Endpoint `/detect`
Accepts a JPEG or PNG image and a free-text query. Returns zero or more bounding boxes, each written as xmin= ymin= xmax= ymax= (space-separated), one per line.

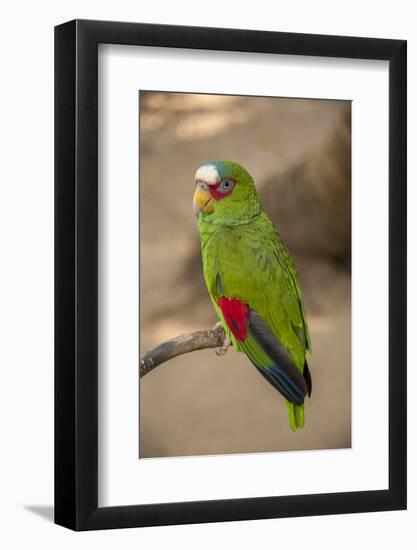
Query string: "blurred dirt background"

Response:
xmin=139 ymin=92 xmax=351 ymax=458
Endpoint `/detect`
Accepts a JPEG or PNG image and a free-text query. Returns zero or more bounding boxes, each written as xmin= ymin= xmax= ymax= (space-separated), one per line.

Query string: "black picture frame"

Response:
xmin=55 ymin=19 xmax=407 ymax=531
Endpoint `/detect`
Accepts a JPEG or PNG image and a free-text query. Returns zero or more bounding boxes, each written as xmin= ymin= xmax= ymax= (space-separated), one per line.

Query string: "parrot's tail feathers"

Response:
xmin=295 ymin=403 xmax=305 ymax=427
xmin=286 ymin=401 xmax=305 ymax=431
xmin=303 ymin=360 xmax=312 ymax=398
xmin=246 ymin=310 xmax=307 ymax=405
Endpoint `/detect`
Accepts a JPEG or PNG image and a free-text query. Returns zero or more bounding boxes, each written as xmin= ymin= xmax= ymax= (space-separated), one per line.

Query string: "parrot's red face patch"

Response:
xmin=209 ymin=178 xmax=237 ymax=200
xmin=196 ymin=178 xmax=237 ymax=201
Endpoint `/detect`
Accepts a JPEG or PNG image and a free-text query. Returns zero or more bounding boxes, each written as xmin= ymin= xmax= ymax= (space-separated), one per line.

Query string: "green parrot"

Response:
xmin=193 ymin=160 xmax=312 ymax=430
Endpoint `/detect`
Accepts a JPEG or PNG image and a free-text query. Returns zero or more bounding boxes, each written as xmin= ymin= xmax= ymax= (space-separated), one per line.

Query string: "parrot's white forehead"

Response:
xmin=195 ymin=164 xmax=220 ymax=185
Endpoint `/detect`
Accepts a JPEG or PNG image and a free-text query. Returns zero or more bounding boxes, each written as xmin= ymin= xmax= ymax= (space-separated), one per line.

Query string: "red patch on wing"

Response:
xmin=218 ymin=297 xmax=249 ymax=341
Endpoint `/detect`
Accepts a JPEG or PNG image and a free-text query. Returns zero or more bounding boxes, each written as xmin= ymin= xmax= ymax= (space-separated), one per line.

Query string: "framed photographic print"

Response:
xmin=55 ymin=19 xmax=406 ymax=530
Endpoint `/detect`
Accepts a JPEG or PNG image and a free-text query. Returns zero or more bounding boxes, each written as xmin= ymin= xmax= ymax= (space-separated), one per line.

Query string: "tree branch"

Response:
xmin=140 ymin=323 xmax=227 ymax=377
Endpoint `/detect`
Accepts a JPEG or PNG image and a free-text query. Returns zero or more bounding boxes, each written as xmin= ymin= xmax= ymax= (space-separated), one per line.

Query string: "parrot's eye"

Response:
xmin=217 ymin=179 xmax=235 ymax=194
xmin=197 ymin=180 xmax=209 ymax=191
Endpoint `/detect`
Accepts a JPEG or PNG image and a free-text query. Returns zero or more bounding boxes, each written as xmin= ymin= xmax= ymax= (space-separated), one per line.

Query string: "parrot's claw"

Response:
xmin=215 ymin=335 xmax=231 ymax=356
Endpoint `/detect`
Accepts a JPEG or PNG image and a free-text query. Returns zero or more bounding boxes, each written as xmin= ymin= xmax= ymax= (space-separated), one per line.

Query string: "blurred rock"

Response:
xmin=261 ymin=106 xmax=351 ymax=264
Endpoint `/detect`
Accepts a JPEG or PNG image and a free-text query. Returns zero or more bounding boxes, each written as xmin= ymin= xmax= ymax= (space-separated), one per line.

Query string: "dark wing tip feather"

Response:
xmin=254 ymin=364 xmax=303 ymax=405
xmin=248 ymin=310 xmax=308 ymax=405
xmin=303 ymin=360 xmax=312 ymax=398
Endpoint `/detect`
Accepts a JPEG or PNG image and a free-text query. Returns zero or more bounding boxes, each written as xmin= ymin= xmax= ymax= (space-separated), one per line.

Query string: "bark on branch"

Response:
xmin=139 ymin=323 xmax=227 ymax=377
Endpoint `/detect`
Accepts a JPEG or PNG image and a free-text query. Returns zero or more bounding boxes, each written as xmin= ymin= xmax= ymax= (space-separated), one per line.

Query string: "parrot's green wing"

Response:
xmin=200 ymin=212 xmax=311 ymax=429
xmin=202 ymin=213 xmax=310 ymax=365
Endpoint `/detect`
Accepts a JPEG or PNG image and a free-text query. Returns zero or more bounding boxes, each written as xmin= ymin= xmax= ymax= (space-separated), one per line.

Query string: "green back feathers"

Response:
xmin=199 ymin=211 xmax=310 ymax=370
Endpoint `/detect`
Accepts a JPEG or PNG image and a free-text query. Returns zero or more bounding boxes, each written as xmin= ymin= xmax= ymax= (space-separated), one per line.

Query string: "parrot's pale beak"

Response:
xmin=193 ymin=186 xmax=214 ymax=215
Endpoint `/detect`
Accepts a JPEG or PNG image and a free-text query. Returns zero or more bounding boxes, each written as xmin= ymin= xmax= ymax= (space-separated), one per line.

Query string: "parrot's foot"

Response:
xmin=215 ymin=335 xmax=231 ymax=356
